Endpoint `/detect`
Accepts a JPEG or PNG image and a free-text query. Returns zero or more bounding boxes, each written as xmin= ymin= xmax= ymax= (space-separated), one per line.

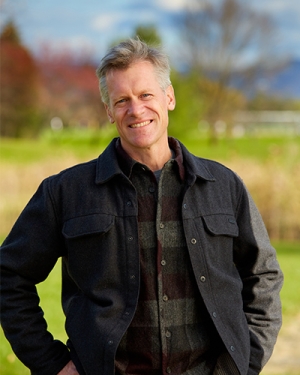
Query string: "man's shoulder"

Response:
xmin=45 ymin=139 xmax=119 ymax=190
xmin=195 ymin=155 xmax=234 ymax=174
xmin=180 ymin=142 xmax=239 ymax=182
xmin=41 ymin=159 xmax=100 ymax=197
xmin=49 ymin=158 xmax=98 ymax=182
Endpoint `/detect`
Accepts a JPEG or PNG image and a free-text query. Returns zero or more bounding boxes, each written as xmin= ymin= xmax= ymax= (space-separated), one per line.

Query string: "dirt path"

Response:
xmin=262 ymin=313 xmax=300 ymax=374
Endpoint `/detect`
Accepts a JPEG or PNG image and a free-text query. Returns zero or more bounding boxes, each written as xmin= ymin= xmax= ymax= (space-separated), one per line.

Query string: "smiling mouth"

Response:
xmin=129 ymin=120 xmax=152 ymax=128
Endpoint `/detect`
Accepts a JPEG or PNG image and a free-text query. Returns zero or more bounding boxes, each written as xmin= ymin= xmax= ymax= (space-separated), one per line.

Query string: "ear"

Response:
xmin=166 ymin=85 xmax=176 ymax=111
xmin=104 ymin=103 xmax=115 ymax=123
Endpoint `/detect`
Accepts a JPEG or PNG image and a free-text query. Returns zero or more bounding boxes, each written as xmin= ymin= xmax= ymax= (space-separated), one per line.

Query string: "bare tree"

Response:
xmin=179 ymin=0 xmax=279 ymax=141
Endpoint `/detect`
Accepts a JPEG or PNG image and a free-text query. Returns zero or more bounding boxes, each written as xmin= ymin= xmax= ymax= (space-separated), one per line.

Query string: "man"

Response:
xmin=1 ymin=38 xmax=283 ymax=375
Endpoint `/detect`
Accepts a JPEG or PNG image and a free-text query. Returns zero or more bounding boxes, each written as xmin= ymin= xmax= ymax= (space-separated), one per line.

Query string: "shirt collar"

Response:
xmin=115 ymin=137 xmax=185 ymax=182
xmin=95 ymin=137 xmax=215 ymax=184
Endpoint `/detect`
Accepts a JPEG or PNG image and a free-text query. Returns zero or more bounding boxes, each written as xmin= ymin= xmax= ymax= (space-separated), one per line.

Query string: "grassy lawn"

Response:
xmin=274 ymin=241 xmax=300 ymax=318
xmin=1 ymin=131 xmax=299 ymax=164
xmin=0 ymin=241 xmax=299 ymax=375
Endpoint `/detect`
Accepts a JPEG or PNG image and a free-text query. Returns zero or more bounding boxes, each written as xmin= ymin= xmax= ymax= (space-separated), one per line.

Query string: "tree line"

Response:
xmin=1 ymin=0 xmax=299 ymax=139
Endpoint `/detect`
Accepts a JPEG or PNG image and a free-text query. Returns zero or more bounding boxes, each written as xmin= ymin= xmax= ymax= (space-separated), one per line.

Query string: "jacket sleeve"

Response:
xmin=0 ymin=178 xmax=70 ymax=375
xmin=234 ymin=180 xmax=283 ymax=375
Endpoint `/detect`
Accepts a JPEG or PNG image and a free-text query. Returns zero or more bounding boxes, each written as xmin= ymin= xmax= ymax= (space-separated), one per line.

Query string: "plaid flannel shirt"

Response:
xmin=115 ymin=138 xmax=232 ymax=375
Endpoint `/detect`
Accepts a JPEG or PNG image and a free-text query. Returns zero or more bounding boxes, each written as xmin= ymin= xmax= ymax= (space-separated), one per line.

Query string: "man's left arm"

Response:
xmin=234 ymin=183 xmax=283 ymax=375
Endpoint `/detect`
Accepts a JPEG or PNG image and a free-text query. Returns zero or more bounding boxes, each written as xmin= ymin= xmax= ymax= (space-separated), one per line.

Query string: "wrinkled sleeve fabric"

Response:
xmin=234 ymin=179 xmax=283 ymax=375
xmin=0 ymin=178 xmax=70 ymax=375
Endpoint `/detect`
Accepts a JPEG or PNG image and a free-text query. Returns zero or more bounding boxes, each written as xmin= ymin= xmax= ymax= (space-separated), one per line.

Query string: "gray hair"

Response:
xmin=96 ymin=38 xmax=171 ymax=106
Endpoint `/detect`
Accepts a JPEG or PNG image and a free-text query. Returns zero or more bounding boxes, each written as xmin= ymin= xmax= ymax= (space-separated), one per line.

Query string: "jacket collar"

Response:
xmin=177 ymin=140 xmax=216 ymax=183
xmin=95 ymin=138 xmax=124 ymax=184
xmin=95 ymin=137 xmax=216 ymax=184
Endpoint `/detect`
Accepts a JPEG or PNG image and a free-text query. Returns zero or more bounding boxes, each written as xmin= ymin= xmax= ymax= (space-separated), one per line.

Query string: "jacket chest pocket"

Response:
xmin=201 ymin=214 xmax=239 ymax=237
xmin=63 ymin=213 xmax=115 ymax=239
xmin=62 ymin=214 xmax=115 ymax=264
xmin=62 ymin=214 xmax=118 ymax=285
xmin=199 ymin=214 xmax=239 ymax=267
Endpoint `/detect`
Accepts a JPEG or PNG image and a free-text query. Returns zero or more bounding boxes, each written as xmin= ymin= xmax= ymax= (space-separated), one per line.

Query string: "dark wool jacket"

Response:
xmin=0 ymin=138 xmax=283 ymax=375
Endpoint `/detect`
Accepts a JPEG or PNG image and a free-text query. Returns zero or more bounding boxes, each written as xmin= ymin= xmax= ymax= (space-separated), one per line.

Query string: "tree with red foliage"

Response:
xmin=0 ymin=21 xmax=40 ymax=137
xmin=37 ymin=46 xmax=107 ymax=130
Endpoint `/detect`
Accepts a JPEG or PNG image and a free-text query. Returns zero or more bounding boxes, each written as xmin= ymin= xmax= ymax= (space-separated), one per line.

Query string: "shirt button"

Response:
xmin=191 ymin=238 xmax=197 ymax=244
xmin=128 ymin=236 xmax=133 ymax=241
xmin=166 ymin=367 xmax=172 ymax=374
xmin=212 ymin=312 xmax=217 ymax=318
xmin=230 ymin=345 xmax=235 ymax=352
xmin=163 ymin=295 xmax=168 ymax=302
xmin=130 ymin=275 xmax=136 ymax=280
xmin=161 ymin=260 xmax=166 ymax=266
xmin=126 ymin=201 xmax=132 ymax=206
xmin=200 ymin=276 xmax=206 ymax=282
xmin=108 ymin=340 xmax=113 ymax=345
xmin=183 ymin=203 xmax=187 ymax=209
xmin=159 ymin=223 xmax=165 ymax=229
xmin=166 ymin=331 xmax=171 ymax=338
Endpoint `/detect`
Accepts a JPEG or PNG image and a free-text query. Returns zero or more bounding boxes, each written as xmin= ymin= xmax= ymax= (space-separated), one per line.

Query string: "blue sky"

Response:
xmin=1 ymin=0 xmax=300 ymax=65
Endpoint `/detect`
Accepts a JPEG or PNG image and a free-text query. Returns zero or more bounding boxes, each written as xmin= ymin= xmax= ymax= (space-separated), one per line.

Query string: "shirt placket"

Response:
xmin=156 ymin=161 xmax=173 ymax=375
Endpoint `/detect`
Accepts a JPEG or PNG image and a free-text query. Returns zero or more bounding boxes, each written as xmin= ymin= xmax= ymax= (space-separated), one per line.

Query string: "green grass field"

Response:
xmin=1 ymin=134 xmax=300 ymax=374
xmin=1 ymin=130 xmax=299 ymax=164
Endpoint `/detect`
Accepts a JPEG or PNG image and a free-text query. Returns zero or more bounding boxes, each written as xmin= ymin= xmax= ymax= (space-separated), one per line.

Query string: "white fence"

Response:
xmin=233 ymin=111 xmax=300 ymax=136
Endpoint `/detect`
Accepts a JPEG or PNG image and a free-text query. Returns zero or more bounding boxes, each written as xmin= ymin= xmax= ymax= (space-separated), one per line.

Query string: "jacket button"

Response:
xmin=166 ymin=331 xmax=171 ymax=338
xmin=126 ymin=201 xmax=132 ymax=206
xmin=108 ymin=340 xmax=113 ymax=345
xmin=149 ymin=186 xmax=155 ymax=193
xmin=161 ymin=260 xmax=166 ymax=266
xmin=200 ymin=276 xmax=206 ymax=282
xmin=183 ymin=203 xmax=187 ymax=209
xmin=191 ymin=238 xmax=197 ymax=244
xmin=212 ymin=312 xmax=217 ymax=318
xmin=128 ymin=236 xmax=133 ymax=241
xmin=230 ymin=345 xmax=235 ymax=352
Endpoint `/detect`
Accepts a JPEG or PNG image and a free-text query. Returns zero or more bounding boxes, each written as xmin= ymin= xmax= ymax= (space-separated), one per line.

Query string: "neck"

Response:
xmin=121 ymin=140 xmax=172 ymax=171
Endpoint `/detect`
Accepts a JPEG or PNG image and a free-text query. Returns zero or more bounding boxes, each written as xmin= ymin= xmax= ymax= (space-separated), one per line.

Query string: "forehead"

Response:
xmin=106 ymin=61 xmax=159 ymax=89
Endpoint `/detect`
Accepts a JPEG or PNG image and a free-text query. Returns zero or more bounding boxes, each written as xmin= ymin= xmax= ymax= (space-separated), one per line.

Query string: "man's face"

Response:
xmin=104 ymin=60 xmax=175 ymax=156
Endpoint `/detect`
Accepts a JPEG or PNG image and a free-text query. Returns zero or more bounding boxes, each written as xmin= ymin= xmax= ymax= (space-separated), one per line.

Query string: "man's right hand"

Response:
xmin=57 ymin=360 xmax=80 ymax=375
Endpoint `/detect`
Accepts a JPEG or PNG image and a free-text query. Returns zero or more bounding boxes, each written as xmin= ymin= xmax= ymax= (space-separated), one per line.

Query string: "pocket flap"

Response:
xmin=202 ymin=214 xmax=239 ymax=237
xmin=63 ymin=214 xmax=114 ymax=239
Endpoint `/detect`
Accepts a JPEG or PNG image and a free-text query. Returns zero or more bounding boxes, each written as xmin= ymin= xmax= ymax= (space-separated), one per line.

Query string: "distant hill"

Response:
xmin=254 ymin=60 xmax=300 ymax=99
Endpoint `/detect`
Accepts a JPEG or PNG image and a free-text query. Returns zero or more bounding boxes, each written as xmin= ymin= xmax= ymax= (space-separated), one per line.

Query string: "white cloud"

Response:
xmin=91 ymin=13 xmax=123 ymax=31
xmin=153 ymin=0 xmax=188 ymax=11
xmin=131 ymin=9 xmax=159 ymax=23
xmin=37 ymin=35 xmax=95 ymax=56
xmin=91 ymin=8 xmax=159 ymax=33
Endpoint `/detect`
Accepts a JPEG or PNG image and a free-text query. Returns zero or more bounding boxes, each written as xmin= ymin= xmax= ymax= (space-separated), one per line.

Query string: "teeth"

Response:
xmin=130 ymin=120 xmax=150 ymax=128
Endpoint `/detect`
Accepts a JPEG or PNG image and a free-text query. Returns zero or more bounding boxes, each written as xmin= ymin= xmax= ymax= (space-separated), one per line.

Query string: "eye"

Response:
xmin=115 ymin=98 xmax=126 ymax=106
xmin=141 ymin=93 xmax=152 ymax=99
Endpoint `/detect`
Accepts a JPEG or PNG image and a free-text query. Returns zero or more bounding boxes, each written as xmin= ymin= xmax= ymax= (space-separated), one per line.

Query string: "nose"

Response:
xmin=127 ymin=99 xmax=144 ymax=117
